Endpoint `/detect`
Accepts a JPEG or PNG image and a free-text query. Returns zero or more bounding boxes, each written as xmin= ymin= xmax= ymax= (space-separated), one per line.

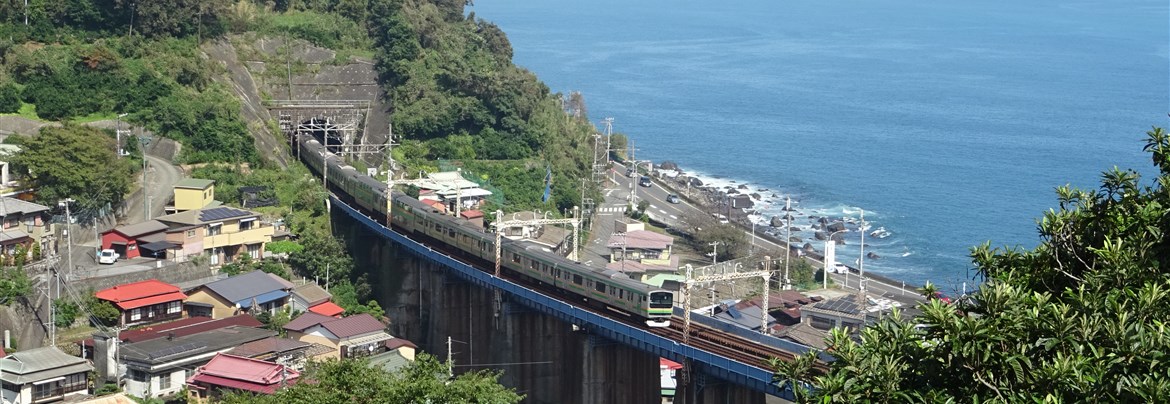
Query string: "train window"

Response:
xmin=529 ymin=260 xmax=539 ymax=270
xmin=619 ymin=289 xmax=624 ymax=299
xmin=448 ymin=229 xmax=455 ymax=238
xmin=573 ymin=274 xmax=583 ymax=285
xmin=541 ymin=264 xmax=549 ymax=273
xmin=511 ymin=253 xmax=522 ymax=263
xmin=594 ymin=281 xmax=606 ymax=293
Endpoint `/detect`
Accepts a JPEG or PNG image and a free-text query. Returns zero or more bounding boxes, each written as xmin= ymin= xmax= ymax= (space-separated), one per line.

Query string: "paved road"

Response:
xmin=588 ymin=162 xmax=926 ymax=306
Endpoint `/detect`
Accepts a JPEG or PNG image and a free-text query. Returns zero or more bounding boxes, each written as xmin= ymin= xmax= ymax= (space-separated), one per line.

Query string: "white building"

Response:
xmin=1 ymin=347 xmax=93 ymax=404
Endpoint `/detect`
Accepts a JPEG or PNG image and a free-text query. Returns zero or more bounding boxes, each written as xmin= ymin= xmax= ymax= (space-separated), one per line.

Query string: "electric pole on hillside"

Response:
xmin=602 ymin=117 xmax=614 ymax=166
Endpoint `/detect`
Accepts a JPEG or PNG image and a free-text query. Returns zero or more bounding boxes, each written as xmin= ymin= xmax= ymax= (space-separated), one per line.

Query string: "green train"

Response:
xmin=298 ymin=135 xmax=674 ymax=327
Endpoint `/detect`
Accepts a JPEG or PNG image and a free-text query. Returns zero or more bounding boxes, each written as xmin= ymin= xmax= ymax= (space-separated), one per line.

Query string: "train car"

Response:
xmin=296 ymin=134 xmax=674 ymax=327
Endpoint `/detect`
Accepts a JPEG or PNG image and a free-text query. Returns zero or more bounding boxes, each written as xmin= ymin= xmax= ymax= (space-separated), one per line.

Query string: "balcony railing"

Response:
xmin=204 ymin=225 xmax=274 ymax=249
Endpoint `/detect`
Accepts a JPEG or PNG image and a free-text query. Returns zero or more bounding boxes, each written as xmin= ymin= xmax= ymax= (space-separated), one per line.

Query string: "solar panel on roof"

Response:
xmin=199 ymin=207 xmax=250 ymax=222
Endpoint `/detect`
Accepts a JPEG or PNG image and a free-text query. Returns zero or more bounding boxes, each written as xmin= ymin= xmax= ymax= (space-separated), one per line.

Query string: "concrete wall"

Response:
xmin=80 ymin=261 xmax=215 ymax=293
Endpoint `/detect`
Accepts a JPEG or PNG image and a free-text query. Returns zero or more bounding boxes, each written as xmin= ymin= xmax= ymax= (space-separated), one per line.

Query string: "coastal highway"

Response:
xmin=596 ymin=162 xmax=925 ymax=306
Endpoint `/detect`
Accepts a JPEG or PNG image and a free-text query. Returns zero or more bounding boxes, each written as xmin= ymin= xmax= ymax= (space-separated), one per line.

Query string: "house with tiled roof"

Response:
xmin=308 ymin=301 xmax=344 ymax=317
xmin=101 ymin=220 xmax=170 ymax=259
xmin=185 ymin=271 xmax=293 ymax=319
xmin=95 ymin=279 xmax=187 ymax=327
xmin=186 ymin=353 xmax=298 ymax=402
xmin=0 ymin=197 xmax=55 ymax=263
xmin=0 ymin=346 xmax=93 ymax=404
xmin=283 ymin=313 xmax=392 ymax=360
xmin=289 ymin=283 xmax=330 ymax=311
xmin=366 ymin=338 xmax=419 ymax=374
xmin=226 ymin=337 xmax=331 ymax=370
xmin=605 ymin=220 xmax=678 ymax=280
xmin=155 ymin=206 xmax=273 ymax=266
xmin=120 ymin=325 xmax=275 ymax=399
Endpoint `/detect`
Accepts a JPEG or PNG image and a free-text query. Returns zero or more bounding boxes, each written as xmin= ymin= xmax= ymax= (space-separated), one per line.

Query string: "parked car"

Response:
xmin=626 ymin=167 xmax=635 ymax=177
xmin=639 ymin=176 xmax=652 ymax=187
xmin=666 ymin=194 xmax=680 ymax=204
xmin=98 ymin=249 xmax=120 ymax=265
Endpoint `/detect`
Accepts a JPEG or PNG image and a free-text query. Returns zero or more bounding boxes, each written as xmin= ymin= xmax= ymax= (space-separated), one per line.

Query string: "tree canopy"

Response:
xmin=10 ymin=125 xmax=133 ymax=212
xmin=773 ymin=128 xmax=1170 ymax=402
xmin=221 ymin=354 xmax=523 ymax=404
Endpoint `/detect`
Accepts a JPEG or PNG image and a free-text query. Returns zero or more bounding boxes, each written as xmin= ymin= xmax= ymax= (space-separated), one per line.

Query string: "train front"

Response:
xmin=646 ymin=290 xmax=674 ymax=327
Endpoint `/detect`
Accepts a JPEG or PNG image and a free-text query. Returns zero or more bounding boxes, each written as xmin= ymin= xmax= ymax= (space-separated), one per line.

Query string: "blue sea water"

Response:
xmin=472 ymin=0 xmax=1169 ymax=293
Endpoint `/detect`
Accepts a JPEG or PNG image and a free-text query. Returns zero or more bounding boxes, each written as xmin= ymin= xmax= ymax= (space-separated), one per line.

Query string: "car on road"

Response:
xmin=626 ymin=167 xmax=635 ymax=177
xmin=639 ymin=176 xmax=652 ymax=187
xmin=98 ymin=249 xmax=119 ymax=265
xmin=666 ymin=194 xmax=680 ymax=204
xmin=831 ymin=262 xmax=849 ymax=274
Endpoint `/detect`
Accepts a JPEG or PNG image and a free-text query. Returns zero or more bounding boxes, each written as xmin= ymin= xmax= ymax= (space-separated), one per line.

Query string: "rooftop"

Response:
xmin=0 ymin=346 xmax=93 ymax=385
xmin=292 ymin=282 xmax=332 ymax=307
xmin=188 ymin=353 xmax=299 ymax=394
xmin=121 ymin=325 xmax=276 ymax=366
xmin=0 ymin=197 xmax=50 ymax=217
xmin=308 ymin=301 xmax=345 ymax=317
xmin=174 ymin=178 xmax=215 ymax=190
xmin=120 ymin=315 xmax=263 ymax=344
xmin=95 ymin=279 xmax=186 ymax=310
xmin=156 ymin=206 xmax=260 ymax=226
xmin=607 ymin=230 xmax=673 ymax=250
xmin=107 ymin=220 xmax=169 ymax=238
xmin=202 ymin=270 xmax=292 ymax=306
xmin=284 ymin=313 xmax=385 ymax=339
xmin=714 ymin=304 xmax=776 ymax=331
xmin=226 ymin=337 xmax=310 ymax=358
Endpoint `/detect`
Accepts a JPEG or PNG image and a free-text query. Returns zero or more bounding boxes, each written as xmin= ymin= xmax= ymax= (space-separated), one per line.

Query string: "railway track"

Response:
xmin=358 ymin=209 xmax=828 ymax=376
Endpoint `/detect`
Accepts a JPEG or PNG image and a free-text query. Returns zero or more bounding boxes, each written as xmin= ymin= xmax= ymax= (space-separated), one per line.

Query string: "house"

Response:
xmin=226 ymin=337 xmax=331 ymax=370
xmin=289 ymin=283 xmax=331 ymax=312
xmin=498 ymin=211 xmax=570 ymax=250
xmin=0 ymin=346 xmax=93 ymax=404
xmin=94 ymin=279 xmax=187 ymax=327
xmin=773 ymin=323 xmax=829 ymax=350
xmin=0 ymin=197 xmax=55 ymax=261
xmin=155 ymin=207 xmax=273 ymax=266
xmin=88 ymin=316 xmax=262 ymax=380
xmin=0 ymin=144 xmax=18 ymax=190
xmin=409 ymin=171 xmax=492 ymax=212
xmin=173 ymin=179 xmax=217 ymax=212
xmin=185 ymin=271 xmax=293 ymax=319
xmin=185 ymin=353 xmax=298 ymax=402
xmin=120 ymin=325 xmax=276 ymax=399
xmin=101 ymin=220 xmax=169 ymax=259
xmin=606 ymin=220 xmax=678 ymax=280
xmin=459 ymin=210 xmax=484 ymax=228
xmin=308 ymin=302 xmax=344 ymax=317
xmin=163 ymin=225 xmax=203 ymax=262
xmin=283 ymin=313 xmax=392 ymax=360
xmin=659 ymin=358 xmax=682 ymax=403
xmin=366 ymin=338 xmax=418 ymax=374
xmin=713 ymin=303 xmax=776 ymax=331
xmin=801 ymin=295 xmax=868 ymax=332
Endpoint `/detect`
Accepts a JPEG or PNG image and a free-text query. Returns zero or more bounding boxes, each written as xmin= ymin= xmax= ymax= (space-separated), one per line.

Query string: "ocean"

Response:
xmin=472 ymin=0 xmax=1169 ymax=293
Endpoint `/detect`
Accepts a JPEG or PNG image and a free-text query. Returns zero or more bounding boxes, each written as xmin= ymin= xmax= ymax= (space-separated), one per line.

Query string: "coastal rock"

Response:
xmin=690 ymin=177 xmax=704 ymax=187
xmin=789 ymin=226 xmax=801 ymax=232
xmin=815 ymin=231 xmax=828 ymax=241
xmin=771 ymin=216 xmax=784 ymax=227
xmin=812 ymin=223 xmax=824 ymax=231
xmin=817 ymin=217 xmax=830 ymax=225
xmin=726 ymin=189 xmax=739 ymax=195
xmin=867 ymin=252 xmax=881 ymax=259
xmin=772 ymin=193 xmax=779 ymax=198
xmin=827 ymin=222 xmax=847 ymax=233
xmin=802 ymin=243 xmax=816 ymax=252
xmin=738 ymin=184 xmax=749 ymax=190
xmin=790 ymin=236 xmax=803 ymax=243
xmin=809 ymin=215 xmax=819 ymax=220
xmin=660 ymin=161 xmax=679 ymax=171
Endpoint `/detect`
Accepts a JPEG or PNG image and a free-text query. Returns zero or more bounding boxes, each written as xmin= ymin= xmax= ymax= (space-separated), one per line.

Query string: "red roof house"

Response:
xmin=101 ymin=220 xmax=170 ymax=259
xmin=95 ymin=280 xmax=187 ymax=326
xmin=186 ymin=353 xmax=299 ymax=400
xmin=308 ymin=301 xmax=344 ymax=317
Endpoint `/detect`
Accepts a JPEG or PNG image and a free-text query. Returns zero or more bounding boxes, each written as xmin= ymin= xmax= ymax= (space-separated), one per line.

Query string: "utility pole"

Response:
xmin=784 ymin=198 xmax=792 ymax=290
xmin=142 ymin=147 xmax=148 ymax=221
xmin=446 ymin=336 xmax=454 ymax=379
xmin=602 ymin=117 xmax=613 ymax=166
xmin=492 ymin=209 xmax=581 ymax=265
xmin=859 ymin=209 xmax=866 ymax=294
xmin=709 ymin=241 xmax=720 ymax=266
xmin=59 ymin=199 xmax=74 ymax=277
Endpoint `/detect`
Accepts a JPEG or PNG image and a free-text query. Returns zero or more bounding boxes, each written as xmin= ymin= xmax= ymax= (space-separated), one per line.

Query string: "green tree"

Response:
xmin=0 ymin=83 xmax=20 ymax=113
xmin=221 ymin=354 xmax=523 ymax=404
xmin=54 ymin=298 xmax=80 ymax=328
xmin=10 ymin=125 xmax=133 ymax=212
xmin=86 ymin=296 xmax=120 ymax=327
xmin=776 ymin=128 xmax=1170 ymax=402
xmin=0 ymin=266 xmax=32 ymax=305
